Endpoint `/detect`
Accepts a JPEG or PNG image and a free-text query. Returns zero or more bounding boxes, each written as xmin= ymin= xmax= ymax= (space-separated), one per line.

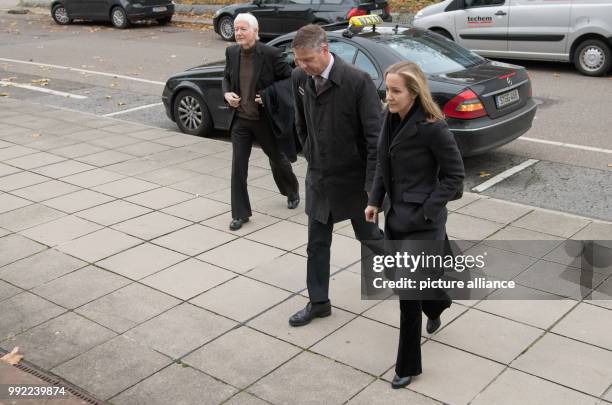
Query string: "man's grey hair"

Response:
xmin=234 ymin=13 xmax=260 ymax=40
xmin=292 ymin=24 xmax=328 ymax=50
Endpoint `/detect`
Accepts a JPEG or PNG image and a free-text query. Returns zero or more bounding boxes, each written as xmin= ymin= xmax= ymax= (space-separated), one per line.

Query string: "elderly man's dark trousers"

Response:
xmin=306 ymin=214 xmax=384 ymax=303
xmin=231 ymin=116 xmax=299 ymax=220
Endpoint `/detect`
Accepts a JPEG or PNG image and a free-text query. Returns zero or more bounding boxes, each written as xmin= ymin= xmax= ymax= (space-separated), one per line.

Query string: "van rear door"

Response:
xmin=454 ymin=0 xmax=509 ymax=53
xmin=507 ymin=0 xmax=571 ymax=60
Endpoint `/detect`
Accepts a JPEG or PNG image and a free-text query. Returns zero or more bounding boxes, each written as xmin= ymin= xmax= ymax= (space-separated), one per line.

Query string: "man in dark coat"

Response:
xmin=288 ymin=24 xmax=384 ymax=326
xmin=222 ymin=13 xmax=300 ymax=231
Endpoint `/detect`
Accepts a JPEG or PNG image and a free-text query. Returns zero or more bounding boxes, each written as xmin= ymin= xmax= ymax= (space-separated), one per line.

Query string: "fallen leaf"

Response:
xmin=31 ymin=133 xmax=41 ymax=138
xmin=479 ymin=171 xmax=491 ymax=178
xmin=1 ymin=347 xmax=23 ymax=365
xmin=553 ymin=73 xmax=560 ymax=78
xmin=608 ymin=163 xmax=612 ymax=167
xmin=0 ymin=93 xmax=9 ymax=97
xmin=117 ymin=101 xmax=126 ymax=106
xmin=105 ymin=95 xmax=112 ymax=100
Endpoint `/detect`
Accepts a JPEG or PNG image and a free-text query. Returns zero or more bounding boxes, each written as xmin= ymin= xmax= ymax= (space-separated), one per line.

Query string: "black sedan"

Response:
xmin=50 ymin=0 xmax=174 ymax=28
xmin=162 ymin=23 xmax=537 ymax=156
xmin=212 ymin=0 xmax=391 ymax=41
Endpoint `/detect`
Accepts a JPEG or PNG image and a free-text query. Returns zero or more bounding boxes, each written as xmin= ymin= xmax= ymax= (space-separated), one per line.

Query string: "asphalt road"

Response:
xmin=1 ymin=10 xmax=610 ymax=220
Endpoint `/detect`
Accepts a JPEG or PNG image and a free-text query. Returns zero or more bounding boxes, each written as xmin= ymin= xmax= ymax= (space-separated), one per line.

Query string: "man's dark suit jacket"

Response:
xmin=222 ymin=41 xmax=292 ymax=128
xmin=368 ymin=105 xmax=465 ymax=238
xmin=292 ymin=56 xmax=382 ymax=224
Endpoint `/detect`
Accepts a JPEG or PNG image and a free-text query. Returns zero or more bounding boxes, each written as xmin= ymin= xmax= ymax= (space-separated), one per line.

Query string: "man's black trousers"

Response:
xmin=231 ymin=116 xmax=299 ymax=220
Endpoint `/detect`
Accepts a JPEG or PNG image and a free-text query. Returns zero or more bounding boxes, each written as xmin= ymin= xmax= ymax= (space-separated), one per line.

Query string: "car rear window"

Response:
xmin=381 ymin=32 xmax=484 ymax=75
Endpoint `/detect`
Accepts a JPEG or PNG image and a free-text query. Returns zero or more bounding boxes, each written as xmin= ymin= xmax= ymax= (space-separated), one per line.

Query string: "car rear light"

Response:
xmin=443 ymin=89 xmax=487 ymax=119
xmin=384 ymin=5 xmax=391 ymax=14
xmin=347 ymin=7 xmax=366 ymax=19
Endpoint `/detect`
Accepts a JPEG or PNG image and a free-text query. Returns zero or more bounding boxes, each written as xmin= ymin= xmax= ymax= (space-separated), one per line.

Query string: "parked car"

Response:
xmin=212 ymin=0 xmax=391 ymax=41
xmin=163 ymin=15 xmax=537 ymax=156
xmin=412 ymin=0 xmax=612 ymax=76
xmin=50 ymin=0 xmax=175 ymax=28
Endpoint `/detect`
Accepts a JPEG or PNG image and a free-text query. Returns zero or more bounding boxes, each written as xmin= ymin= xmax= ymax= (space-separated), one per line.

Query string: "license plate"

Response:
xmin=153 ymin=6 xmax=167 ymax=12
xmin=496 ymin=89 xmax=519 ymax=108
xmin=372 ymin=8 xmax=383 ymax=15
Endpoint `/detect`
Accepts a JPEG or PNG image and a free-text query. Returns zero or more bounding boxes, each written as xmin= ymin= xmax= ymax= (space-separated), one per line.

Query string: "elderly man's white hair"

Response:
xmin=234 ymin=13 xmax=260 ymax=40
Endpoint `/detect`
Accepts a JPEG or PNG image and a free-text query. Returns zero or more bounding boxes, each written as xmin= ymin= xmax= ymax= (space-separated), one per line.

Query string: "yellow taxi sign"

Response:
xmin=348 ymin=14 xmax=384 ymax=28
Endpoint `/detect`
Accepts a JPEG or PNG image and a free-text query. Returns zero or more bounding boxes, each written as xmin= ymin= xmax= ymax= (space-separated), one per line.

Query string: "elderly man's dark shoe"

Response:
xmin=391 ymin=374 xmax=412 ymax=389
xmin=289 ymin=301 xmax=331 ymax=326
xmin=229 ymin=218 xmax=249 ymax=231
xmin=426 ymin=317 xmax=441 ymax=334
xmin=287 ymin=193 xmax=300 ymax=209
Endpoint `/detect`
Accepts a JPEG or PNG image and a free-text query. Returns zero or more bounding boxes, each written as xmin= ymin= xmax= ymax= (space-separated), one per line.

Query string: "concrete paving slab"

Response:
xmin=115 ymin=140 xmax=174 ymax=157
xmin=76 ymin=149 xmax=136 ymax=167
xmin=57 ymin=228 xmax=142 ymax=262
xmin=512 ymin=333 xmax=612 ymax=396
xmin=52 ymin=335 xmax=172 ymax=400
xmin=60 ymin=167 xmax=126 ymax=187
xmin=347 ymin=379 xmax=443 ymax=405
xmin=49 ymin=142 xmax=106 ymax=159
xmin=5 ymin=151 xmax=66 ymax=170
xmin=125 ymin=303 xmax=237 ymax=358
xmin=42 ymin=188 xmax=115 ymax=213
xmin=0 ymin=233 xmax=46 ymax=267
xmin=185 ymin=326 xmax=300 ymax=389
xmin=76 ymin=283 xmax=180 ymax=333
xmin=111 ymin=211 xmax=191 ymax=241
xmin=327 ymin=270 xmax=379 ymax=314
xmin=0 ymin=162 xmax=21 ymax=177
xmin=125 ymin=187 xmax=195 ymax=210
xmin=446 ymin=213 xmax=505 ymax=240
xmin=246 ymin=253 xmax=308 ymax=292
xmin=246 ymin=220 xmax=308 ymax=251
xmin=170 ymin=173 xmax=230 ymax=196
xmin=0 ymin=203 xmax=66 ymax=232
xmin=190 ymin=276 xmax=291 ymax=323
xmin=552 ymin=302 xmax=612 ymax=350
xmin=0 ymin=291 xmax=65 ymax=340
xmin=471 ymin=368 xmax=601 ymax=405
xmin=513 ymin=209 xmax=591 ymax=238
xmin=0 ymin=171 xmax=49 ymax=191
xmin=111 ymin=363 xmax=237 ymax=405
xmin=0 ymin=192 xmax=32 ymax=213
xmin=0 ymin=145 xmax=38 ymax=160
xmin=249 ymin=351 xmax=374 ymax=405
xmin=134 ymin=165 xmax=202 ymax=186
xmin=311 ymin=316 xmax=399 ymax=376
xmin=152 ymin=224 xmax=236 ymax=256
xmin=161 ymin=196 xmax=230 ymax=222
xmin=1 ymin=312 xmax=116 ymax=370
xmin=0 ymin=248 xmax=87 ymax=290
xmin=457 ymin=198 xmax=532 ymax=224
xmin=223 ymin=392 xmax=270 ymax=405
xmin=89 ymin=134 xmax=141 ymax=149
xmin=96 ymin=242 xmax=187 ymax=280
xmin=197 ymin=238 xmax=285 ymax=273
xmin=202 ymin=211 xmax=281 ymax=236
xmin=32 ymin=160 xmax=97 ymax=178
xmin=92 ymin=177 xmax=159 ymax=198
xmin=75 ymin=199 xmax=151 ymax=226
xmin=0 ymin=279 xmax=22 ymax=302
xmin=175 ymin=155 xmax=232 ymax=174
xmin=103 ymin=157 xmax=168 ymax=176
xmin=141 ymin=258 xmax=235 ymax=300
xmin=205 ymin=184 xmax=277 ymax=205
xmin=19 ymin=215 xmax=102 ymax=246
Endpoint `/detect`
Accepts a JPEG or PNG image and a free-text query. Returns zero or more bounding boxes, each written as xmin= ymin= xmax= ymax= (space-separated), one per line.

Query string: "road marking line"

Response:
xmin=0 ymin=57 xmax=166 ymax=86
xmin=471 ymin=159 xmax=539 ymax=193
xmin=519 ymin=136 xmax=612 ymax=155
xmin=0 ymin=80 xmax=88 ymax=99
xmin=103 ymin=102 xmax=164 ymax=117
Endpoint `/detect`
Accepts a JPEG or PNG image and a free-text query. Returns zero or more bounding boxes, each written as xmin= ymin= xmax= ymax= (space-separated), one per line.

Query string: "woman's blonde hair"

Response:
xmin=384 ymin=61 xmax=444 ymax=122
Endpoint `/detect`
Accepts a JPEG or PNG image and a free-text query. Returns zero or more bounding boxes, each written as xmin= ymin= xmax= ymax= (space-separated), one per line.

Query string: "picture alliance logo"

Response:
xmin=467 ymin=16 xmax=493 ymax=24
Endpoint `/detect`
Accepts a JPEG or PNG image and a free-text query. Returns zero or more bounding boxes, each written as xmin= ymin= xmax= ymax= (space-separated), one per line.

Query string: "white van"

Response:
xmin=412 ymin=0 xmax=612 ymax=76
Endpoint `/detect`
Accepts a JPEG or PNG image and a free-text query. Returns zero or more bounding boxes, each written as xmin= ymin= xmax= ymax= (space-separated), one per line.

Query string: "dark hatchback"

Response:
xmin=50 ymin=0 xmax=174 ymax=28
xmin=213 ymin=0 xmax=391 ymax=41
xmin=162 ymin=24 xmax=537 ymax=156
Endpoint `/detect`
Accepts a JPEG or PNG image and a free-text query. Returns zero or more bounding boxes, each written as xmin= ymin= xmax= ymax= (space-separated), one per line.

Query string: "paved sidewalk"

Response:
xmin=0 ymin=98 xmax=611 ymax=405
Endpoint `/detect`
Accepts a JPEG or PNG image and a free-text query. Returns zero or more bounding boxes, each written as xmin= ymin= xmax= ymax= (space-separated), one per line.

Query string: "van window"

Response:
xmin=464 ymin=0 xmax=504 ymax=8
xmin=382 ymin=32 xmax=484 ymax=75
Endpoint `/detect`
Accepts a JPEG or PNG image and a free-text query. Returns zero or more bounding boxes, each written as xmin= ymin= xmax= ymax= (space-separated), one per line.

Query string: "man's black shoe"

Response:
xmin=391 ymin=374 xmax=412 ymax=389
xmin=289 ymin=301 xmax=331 ymax=326
xmin=426 ymin=317 xmax=441 ymax=334
xmin=229 ymin=218 xmax=249 ymax=231
xmin=287 ymin=193 xmax=300 ymax=209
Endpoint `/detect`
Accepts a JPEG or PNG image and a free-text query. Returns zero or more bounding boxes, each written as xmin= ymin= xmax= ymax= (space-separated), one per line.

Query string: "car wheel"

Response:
xmin=110 ymin=6 xmax=129 ymax=29
xmin=51 ymin=4 xmax=71 ymax=25
xmin=574 ymin=39 xmax=611 ymax=76
xmin=157 ymin=16 xmax=172 ymax=25
xmin=431 ymin=28 xmax=453 ymax=41
xmin=218 ymin=15 xmax=235 ymax=41
xmin=173 ymin=90 xmax=213 ymax=137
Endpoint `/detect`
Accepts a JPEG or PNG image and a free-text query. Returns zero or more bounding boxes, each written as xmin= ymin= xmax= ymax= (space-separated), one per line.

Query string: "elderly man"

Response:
xmin=288 ymin=24 xmax=384 ymax=326
xmin=222 ymin=13 xmax=300 ymax=231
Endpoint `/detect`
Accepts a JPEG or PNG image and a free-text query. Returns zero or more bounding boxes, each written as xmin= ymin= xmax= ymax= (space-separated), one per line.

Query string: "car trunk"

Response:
xmin=432 ymin=62 xmax=531 ymax=120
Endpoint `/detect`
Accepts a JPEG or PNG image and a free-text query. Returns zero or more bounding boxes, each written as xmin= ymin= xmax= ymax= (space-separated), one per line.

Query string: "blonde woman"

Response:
xmin=365 ymin=61 xmax=465 ymax=388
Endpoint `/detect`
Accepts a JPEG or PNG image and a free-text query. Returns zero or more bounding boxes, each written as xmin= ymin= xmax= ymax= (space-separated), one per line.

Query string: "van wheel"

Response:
xmin=573 ymin=39 xmax=611 ymax=76
xmin=111 ymin=6 xmax=129 ymax=29
xmin=431 ymin=28 xmax=453 ymax=41
xmin=173 ymin=90 xmax=213 ymax=137
xmin=51 ymin=4 xmax=71 ymax=25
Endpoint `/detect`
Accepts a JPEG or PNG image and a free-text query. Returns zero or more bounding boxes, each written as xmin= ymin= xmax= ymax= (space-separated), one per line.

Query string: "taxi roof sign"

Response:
xmin=348 ymin=14 xmax=384 ymax=28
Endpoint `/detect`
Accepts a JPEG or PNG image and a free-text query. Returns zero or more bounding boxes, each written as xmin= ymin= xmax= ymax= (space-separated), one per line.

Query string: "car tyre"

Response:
xmin=157 ymin=16 xmax=172 ymax=25
xmin=218 ymin=15 xmax=235 ymax=41
xmin=173 ymin=90 xmax=213 ymax=137
xmin=51 ymin=4 xmax=72 ymax=25
xmin=110 ymin=6 xmax=130 ymax=29
xmin=573 ymin=39 xmax=611 ymax=76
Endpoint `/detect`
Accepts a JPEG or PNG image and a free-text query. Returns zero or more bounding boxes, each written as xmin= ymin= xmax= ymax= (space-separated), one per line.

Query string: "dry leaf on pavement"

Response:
xmin=479 ymin=171 xmax=491 ymax=178
xmin=1 ymin=347 xmax=23 ymax=365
